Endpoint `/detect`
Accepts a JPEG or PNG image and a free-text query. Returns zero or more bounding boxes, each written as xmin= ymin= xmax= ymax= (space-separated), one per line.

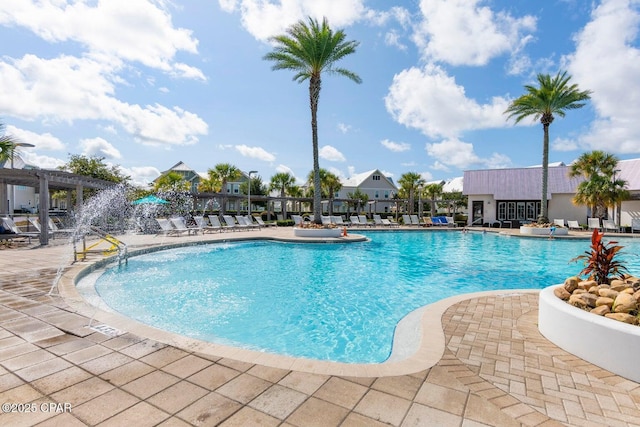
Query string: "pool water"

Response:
xmin=93 ymin=231 xmax=640 ymax=363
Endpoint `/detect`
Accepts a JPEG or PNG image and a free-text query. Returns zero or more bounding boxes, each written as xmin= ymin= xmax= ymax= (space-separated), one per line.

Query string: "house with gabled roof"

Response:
xmin=463 ymin=159 xmax=640 ymax=228
xmin=333 ymin=169 xmax=398 ymax=214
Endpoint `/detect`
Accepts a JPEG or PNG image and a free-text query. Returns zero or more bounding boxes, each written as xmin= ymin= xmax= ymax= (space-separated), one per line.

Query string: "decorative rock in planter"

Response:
xmin=293 ymin=227 xmax=343 ymax=238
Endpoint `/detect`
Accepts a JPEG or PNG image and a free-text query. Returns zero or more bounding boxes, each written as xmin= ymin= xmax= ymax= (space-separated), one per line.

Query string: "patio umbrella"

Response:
xmin=132 ymin=195 xmax=169 ymax=205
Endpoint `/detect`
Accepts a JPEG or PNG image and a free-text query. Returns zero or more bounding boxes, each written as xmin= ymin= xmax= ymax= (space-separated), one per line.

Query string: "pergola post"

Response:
xmin=38 ymin=174 xmax=50 ymax=245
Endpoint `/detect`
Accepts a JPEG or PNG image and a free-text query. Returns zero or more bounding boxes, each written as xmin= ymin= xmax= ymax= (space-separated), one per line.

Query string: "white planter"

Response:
xmin=293 ymin=227 xmax=343 ymax=238
xmin=538 ymin=285 xmax=640 ymax=383
xmin=519 ymin=226 xmax=568 ymax=236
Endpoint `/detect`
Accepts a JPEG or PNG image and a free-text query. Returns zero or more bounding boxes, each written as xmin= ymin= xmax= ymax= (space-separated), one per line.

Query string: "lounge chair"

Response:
xmin=194 ymin=215 xmax=221 ymax=233
xmin=350 ymin=215 xmax=363 ymax=227
xmin=402 ymin=215 xmax=414 ymax=226
xmin=602 ymin=219 xmax=619 ymax=233
xmin=291 ymin=215 xmax=304 ymax=226
xmin=332 ymin=216 xmax=349 ymax=227
xmin=445 ymin=217 xmax=457 ymax=227
xmin=255 ymin=216 xmax=275 ymax=227
xmin=358 ymin=215 xmax=373 ymax=227
xmin=422 ymin=217 xmax=434 ymax=227
xmin=170 ymin=217 xmax=199 ymax=235
xmin=26 ymin=217 xmax=57 ymax=238
xmin=553 ymin=219 xmax=565 ymax=228
xmin=208 ymin=215 xmax=232 ymax=232
xmin=410 ymin=215 xmax=423 ymax=226
xmin=567 ymin=220 xmax=582 ymax=230
xmin=0 ymin=217 xmax=37 ymax=242
xmin=431 ymin=217 xmax=447 ymax=226
xmin=632 ymin=218 xmax=640 ymax=234
xmin=321 ymin=215 xmax=332 ymax=226
xmin=155 ymin=218 xmax=183 ymax=236
xmin=587 ymin=217 xmax=601 ymax=231
xmin=237 ymin=215 xmax=259 ymax=230
xmin=373 ymin=214 xmax=389 ymax=227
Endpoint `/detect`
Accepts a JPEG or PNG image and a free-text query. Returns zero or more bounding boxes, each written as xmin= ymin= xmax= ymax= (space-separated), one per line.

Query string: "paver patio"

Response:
xmin=1 ymin=228 xmax=639 ymax=426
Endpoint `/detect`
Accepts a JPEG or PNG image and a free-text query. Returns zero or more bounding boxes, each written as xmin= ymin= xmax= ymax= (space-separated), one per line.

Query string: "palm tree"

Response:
xmin=264 ymin=17 xmax=361 ymax=224
xmin=269 ymin=172 xmax=297 ymax=219
xmin=347 ymin=188 xmax=368 ymax=214
xmin=307 ymin=168 xmax=342 ymax=216
xmin=505 ymin=71 xmax=591 ymax=223
xmin=205 ymin=163 xmax=241 ymax=214
xmin=154 ymin=171 xmax=190 ymax=193
xmin=0 ymin=121 xmax=23 ymax=165
xmin=423 ymin=183 xmax=443 ymax=216
xmin=398 ymin=172 xmax=425 ymax=215
xmin=569 ymin=151 xmax=629 ymax=222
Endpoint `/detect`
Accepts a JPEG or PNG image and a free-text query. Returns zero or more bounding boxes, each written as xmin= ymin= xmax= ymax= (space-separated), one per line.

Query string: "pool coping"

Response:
xmin=58 ymin=234 xmax=540 ymax=377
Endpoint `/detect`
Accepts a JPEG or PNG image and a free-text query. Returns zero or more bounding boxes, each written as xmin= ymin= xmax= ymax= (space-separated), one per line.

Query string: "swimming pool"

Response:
xmin=91 ymin=231 xmax=640 ymax=364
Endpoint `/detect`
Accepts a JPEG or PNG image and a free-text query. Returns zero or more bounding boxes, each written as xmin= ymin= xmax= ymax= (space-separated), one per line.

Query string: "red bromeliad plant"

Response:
xmin=571 ymin=229 xmax=628 ymax=284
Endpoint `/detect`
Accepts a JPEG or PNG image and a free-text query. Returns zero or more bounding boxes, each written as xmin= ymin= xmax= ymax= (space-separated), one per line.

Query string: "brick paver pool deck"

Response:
xmin=1 ymin=227 xmax=639 ymax=426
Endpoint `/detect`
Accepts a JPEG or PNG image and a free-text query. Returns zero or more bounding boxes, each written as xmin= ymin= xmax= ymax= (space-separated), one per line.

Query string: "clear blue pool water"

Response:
xmin=94 ymin=231 xmax=640 ymax=363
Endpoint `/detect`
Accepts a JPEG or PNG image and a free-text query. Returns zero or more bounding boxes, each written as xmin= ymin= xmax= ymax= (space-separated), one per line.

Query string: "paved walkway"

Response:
xmin=1 ymin=228 xmax=639 ymax=426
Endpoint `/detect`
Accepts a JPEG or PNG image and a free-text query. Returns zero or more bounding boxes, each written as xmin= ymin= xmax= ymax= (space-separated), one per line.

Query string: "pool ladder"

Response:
xmin=73 ymin=226 xmax=128 ymax=265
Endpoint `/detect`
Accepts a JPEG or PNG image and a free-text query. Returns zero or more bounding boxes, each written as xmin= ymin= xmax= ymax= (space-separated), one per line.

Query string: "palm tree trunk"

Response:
xmin=539 ymin=122 xmax=550 ymax=223
xmin=310 ymin=76 xmax=322 ymax=225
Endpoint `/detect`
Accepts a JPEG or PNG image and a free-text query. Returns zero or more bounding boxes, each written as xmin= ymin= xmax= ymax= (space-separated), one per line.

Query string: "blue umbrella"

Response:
xmin=132 ymin=195 xmax=169 ymax=205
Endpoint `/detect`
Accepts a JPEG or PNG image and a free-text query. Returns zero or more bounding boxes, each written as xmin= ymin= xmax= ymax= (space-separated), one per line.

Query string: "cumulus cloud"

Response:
xmin=0 ymin=54 xmax=208 ymax=147
xmin=425 ymin=138 xmax=511 ymax=170
xmin=0 ymin=0 xmax=203 ymax=79
xmin=337 ymin=122 xmax=352 ymax=134
xmin=79 ymin=137 xmax=122 ymax=159
xmin=412 ymin=0 xmax=536 ymax=66
xmin=380 ymin=139 xmax=410 ymax=152
xmin=234 ymin=144 xmax=276 ymax=161
xmin=565 ymin=0 xmax=640 ymax=153
xmin=319 ymin=145 xmax=346 ymax=162
xmin=5 ymin=126 xmax=65 ymax=151
xmin=122 ymin=165 xmax=161 ymax=187
xmin=385 ymin=64 xmax=510 ymax=139
xmin=218 ymin=0 xmax=368 ymax=41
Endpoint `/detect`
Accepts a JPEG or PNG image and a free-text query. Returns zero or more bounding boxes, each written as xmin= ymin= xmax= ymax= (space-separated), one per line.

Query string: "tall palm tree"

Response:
xmin=269 ymin=172 xmax=297 ymax=219
xmin=264 ymin=17 xmax=361 ymax=224
xmin=206 ymin=163 xmax=241 ymax=214
xmin=347 ymin=188 xmax=368 ymax=214
xmin=154 ymin=171 xmax=190 ymax=193
xmin=398 ymin=172 xmax=425 ymax=215
xmin=505 ymin=71 xmax=591 ymax=223
xmin=569 ymin=151 xmax=629 ymax=222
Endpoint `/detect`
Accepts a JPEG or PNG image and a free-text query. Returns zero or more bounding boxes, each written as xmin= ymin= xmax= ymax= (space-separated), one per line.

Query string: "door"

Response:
xmin=472 ymin=201 xmax=483 ymax=226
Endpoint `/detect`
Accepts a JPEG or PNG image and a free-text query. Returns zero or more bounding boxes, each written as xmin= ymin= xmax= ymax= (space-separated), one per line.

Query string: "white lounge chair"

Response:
xmin=410 ymin=215 xmax=423 ymax=226
xmin=350 ymin=215 xmax=363 ymax=227
xmin=373 ymin=214 xmax=389 ymax=227
xmin=632 ymin=218 xmax=640 ymax=234
xmin=155 ymin=218 xmax=182 ymax=236
xmin=553 ymin=219 xmax=565 ymax=228
xmin=402 ymin=215 xmax=414 ymax=226
xmin=254 ymin=217 xmax=275 ymax=227
xmin=358 ymin=215 xmax=373 ymax=227
xmin=237 ymin=215 xmax=259 ymax=230
xmin=445 ymin=217 xmax=457 ymax=227
xmin=0 ymin=217 xmax=37 ymax=242
xmin=602 ymin=219 xmax=619 ymax=233
xmin=170 ymin=217 xmax=199 ymax=235
xmin=292 ymin=215 xmax=304 ymax=226
xmin=321 ymin=215 xmax=332 ymax=226
xmin=587 ymin=217 xmax=601 ymax=231
xmin=332 ymin=216 xmax=349 ymax=227
xmin=194 ymin=216 xmax=221 ymax=233
xmin=208 ymin=215 xmax=230 ymax=232
xmin=567 ymin=220 xmax=582 ymax=230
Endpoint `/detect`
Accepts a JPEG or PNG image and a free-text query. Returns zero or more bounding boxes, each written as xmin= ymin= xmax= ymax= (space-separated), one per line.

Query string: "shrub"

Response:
xmin=571 ymin=229 xmax=628 ymax=284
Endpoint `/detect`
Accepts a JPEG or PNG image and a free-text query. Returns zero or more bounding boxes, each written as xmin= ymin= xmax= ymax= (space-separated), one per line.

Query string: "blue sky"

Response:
xmin=1 ymin=0 xmax=639 ymax=187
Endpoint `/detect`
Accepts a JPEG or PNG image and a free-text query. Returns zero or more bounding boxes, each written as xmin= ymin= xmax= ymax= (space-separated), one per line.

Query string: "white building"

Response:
xmin=334 ymin=169 xmax=398 ymax=214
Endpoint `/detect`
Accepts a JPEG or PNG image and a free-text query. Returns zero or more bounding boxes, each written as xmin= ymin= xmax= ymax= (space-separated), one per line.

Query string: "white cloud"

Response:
xmin=380 ymin=169 xmax=394 ymax=178
xmin=0 ymin=54 xmax=208 ymax=147
xmin=5 ymin=126 xmax=65 ymax=151
xmin=234 ymin=144 xmax=276 ymax=161
xmin=319 ymin=145 xmax=346 ymax=162
xmin=552 ymin=137 xmax=579 ymax=152
xmin=0 ymin=0 xmax=203 ymax=79
xmin=384 ymin=30 xmax=407 ymax=51
xmin=419 ymin=171 xmax=433 ymax=181
xmin=79 ymin=137 xmax=122 ymax=159
xmin=565 ymin=0 xmax=640 ymax=153
xmin=385 ymin=64 xmax=510 ymax=139
xmin=219 ymin=0 xmax=368 ymax=41
xmin=425 ymin=138 xmax=511 ymax=169
xmin=122 ymin=165 xmax=161 ymax=187
xmin=412 ymin=0 xmax=537 ymax=66
xmin=337 ymin=122 xmax=352 ymax=133
xmin=21 ymin=153 xmax=65 ymax=170
xmin=380 ymin=139 xmax=410 ymax=152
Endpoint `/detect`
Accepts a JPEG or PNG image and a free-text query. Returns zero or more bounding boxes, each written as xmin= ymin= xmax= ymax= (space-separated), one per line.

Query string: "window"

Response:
xmin=507 ymin=202 xmax=516 ymax=220
xmin=497 ymin=202 xmax=506 ymax=220
xmin=372 ymin=175 xmax=380 ymax=181
xmin=374 ymin=191 xmax=379 ymax=199
xmin=517 ymin=202 xmax=525 ymax=220
xmin=384 ymin=191 xmax=389 ymax=199
xmin=526 ymin=202 xmax=536 ymax=220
